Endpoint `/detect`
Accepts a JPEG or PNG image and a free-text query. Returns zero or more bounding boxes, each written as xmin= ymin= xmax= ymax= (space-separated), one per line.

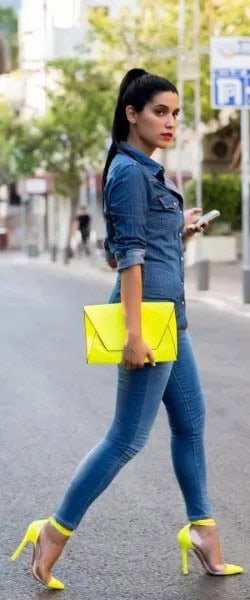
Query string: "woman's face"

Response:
xmin=127 ymin=91 xmax=179 ymax=153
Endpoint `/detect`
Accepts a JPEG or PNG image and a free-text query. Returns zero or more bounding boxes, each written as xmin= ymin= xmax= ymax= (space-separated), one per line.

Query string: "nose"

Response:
xmin=164 ymin=113 xmax=175 ymax=128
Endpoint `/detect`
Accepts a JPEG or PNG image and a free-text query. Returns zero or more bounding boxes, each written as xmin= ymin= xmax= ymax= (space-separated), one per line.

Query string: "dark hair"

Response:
xmin=102 ymin=68 xmax=178 ymax=191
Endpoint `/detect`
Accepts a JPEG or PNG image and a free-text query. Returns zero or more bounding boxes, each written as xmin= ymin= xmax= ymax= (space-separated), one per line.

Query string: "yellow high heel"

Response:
xmin=177 ymin=518 xmax=244 ymax=576
xmin=11 ymin=518 xmax=71 ymax=590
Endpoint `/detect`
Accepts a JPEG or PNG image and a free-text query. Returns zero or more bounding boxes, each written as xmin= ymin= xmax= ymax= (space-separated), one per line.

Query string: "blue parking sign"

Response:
xmin=210 ymin=38 xmax=250 ymax=108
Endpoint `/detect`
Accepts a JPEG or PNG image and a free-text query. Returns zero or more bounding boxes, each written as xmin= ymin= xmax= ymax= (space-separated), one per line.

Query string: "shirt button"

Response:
xmin=181 ymin=256 xmax=184 ymax=261
xmin=179 ymin=233 xmax=182 ymax=237
xmin=182 ymin=300 xmax=185 ymax=305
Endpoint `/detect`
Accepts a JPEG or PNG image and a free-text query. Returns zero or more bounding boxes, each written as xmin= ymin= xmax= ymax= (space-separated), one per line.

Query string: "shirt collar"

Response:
xmin=118 ymin=141 xmax=165 ymax=180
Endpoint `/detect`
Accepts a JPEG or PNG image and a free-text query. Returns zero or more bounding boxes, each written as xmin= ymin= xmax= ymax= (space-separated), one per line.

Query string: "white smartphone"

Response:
xmin=196 ymin=209 xmax=220 ymax=227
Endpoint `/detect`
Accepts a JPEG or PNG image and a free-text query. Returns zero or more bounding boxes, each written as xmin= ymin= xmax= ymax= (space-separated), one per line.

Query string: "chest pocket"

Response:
xmin=149 ymin=193 xmax=181 ymax=233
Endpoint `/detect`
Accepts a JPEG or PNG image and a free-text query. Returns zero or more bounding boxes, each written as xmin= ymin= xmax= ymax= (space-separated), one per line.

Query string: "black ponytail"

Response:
xmin=102 ymin=69 xmax=147 ymax=193
xmin=102 ymin=68 xmax=178 ymax=194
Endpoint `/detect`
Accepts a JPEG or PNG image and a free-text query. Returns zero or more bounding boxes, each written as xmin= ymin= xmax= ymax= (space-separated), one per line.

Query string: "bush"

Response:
xmin=184 ymin=174 xmax=241 ymax=231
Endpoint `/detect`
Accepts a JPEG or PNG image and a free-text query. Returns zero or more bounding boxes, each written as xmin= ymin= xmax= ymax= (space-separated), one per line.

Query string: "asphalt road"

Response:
xmin=1 ymin=255 xmax=250 ymax=600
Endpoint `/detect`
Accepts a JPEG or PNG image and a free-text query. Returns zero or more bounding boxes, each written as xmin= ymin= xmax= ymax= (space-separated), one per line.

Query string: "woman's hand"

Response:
xmin=183 ymin=208 xmax=209 ymax=240
xmin=122 ymin=334 xmax=155 ymax=370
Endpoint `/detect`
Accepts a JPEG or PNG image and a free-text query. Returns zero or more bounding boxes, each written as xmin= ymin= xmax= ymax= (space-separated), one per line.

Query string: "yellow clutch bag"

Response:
xmin=83 ymin=301 xmax=177 ymax=365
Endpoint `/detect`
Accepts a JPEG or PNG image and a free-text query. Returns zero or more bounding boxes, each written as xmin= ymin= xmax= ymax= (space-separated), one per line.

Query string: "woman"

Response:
xmin=11 ymin=69 xmax=243 ymax=589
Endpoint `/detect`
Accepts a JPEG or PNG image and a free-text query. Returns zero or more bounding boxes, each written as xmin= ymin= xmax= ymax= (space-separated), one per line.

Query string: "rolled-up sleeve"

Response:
xmin=107 ymin=165 xmax=148 ymax=272
xmin=103 ymin=237 xmax=114 ymax=262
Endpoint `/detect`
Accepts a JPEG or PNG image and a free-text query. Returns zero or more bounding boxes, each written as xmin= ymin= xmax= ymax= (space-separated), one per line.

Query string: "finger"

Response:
xmin=123 ymin=357 xmax=131 ymax=369
xmin=190 ymin=208 xmax=202 ymax=214
xmin=128 ymin=361 xmax=139 ymax=370
xmin=147 ymin=349 xmax=156 ymax=367
xmin=196 ymin=222 xmax=209 ymax=232
xmin=186 ymin=224 xmax=196 ymax=233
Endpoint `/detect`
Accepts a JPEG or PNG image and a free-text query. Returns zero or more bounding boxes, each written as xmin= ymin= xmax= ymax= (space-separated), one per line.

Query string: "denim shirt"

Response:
xmin=104 ymin=141 xmax=187 ymax=330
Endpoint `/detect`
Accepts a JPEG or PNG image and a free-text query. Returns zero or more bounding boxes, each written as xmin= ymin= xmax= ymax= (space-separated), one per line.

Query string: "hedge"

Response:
xmin=184 ymin=174 xmax=242 ymax=231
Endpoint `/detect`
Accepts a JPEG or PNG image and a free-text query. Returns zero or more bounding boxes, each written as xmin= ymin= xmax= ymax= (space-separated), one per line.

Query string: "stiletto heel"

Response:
xmin=11 ymin=533 xmax=30 ymax=561
xmin=11 ymin=518 xmax=71 ymax=590
xmin=180 ymin=547 xmax=189 ymax=575
xmin=177 ymin=519 xmax=243 ymax=576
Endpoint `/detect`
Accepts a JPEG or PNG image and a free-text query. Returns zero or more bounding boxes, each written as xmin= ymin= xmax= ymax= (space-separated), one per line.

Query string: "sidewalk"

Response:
xmin=1 ymin=249 xmax=250 ymax=319
xmin=185 ymin=262 xmax=250 ymax=319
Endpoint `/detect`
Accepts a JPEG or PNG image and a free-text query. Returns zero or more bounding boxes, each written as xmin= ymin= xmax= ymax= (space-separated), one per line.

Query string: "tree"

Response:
xmin=0 ymin=99 xmax=38 ymax=184
xmin=0 ymin=101 xmax=13 ymax=182
xmin=5 ymin=59 xmax=115 ymax=261
xmin=0 ymin=58 xmax=114 ymax=261
xmin=87 ymin=0 xmax=250 ymax=125
xmin=86 ymin=1 xmax=178 ymax=91
xmin=0 ymin=6 xmax=18 ymax=72
xmin=39 ymin=59 xmax=115 ymax=261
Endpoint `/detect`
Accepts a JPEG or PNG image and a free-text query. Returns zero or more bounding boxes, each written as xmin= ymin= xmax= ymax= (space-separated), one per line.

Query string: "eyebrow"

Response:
xmin=154 ymin=104 xmax=180 ymax=113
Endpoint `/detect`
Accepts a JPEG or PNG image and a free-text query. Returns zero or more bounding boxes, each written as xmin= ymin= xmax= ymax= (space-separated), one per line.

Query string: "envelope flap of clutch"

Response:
xmin=84 ymin=302 xmax=176 ymax=352
xmin=141 ymin=302 xmax=176 ymax=350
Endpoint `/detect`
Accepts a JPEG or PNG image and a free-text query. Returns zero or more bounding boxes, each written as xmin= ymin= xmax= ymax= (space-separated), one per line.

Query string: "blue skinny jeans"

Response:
xmin=54 ymin=330 xmax=211 ymax=529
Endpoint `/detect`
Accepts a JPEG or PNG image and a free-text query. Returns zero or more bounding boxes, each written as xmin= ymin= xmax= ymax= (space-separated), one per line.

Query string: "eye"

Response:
xmin=155 ymin=109 xmax=165 ymax=116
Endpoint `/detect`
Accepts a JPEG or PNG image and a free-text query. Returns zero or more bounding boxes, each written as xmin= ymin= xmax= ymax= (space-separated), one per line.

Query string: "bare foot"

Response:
xmin=190 ymin=523 xmax=225 ymax=572
xmin=32 ymin=523 xmax=68 ymax=584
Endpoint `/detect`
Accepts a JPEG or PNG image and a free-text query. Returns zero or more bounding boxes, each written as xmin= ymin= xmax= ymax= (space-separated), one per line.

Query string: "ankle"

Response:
xmin=191 ymin=518 xmax=216 ymax=527
xmin=43 ymin=517 xmax=73 ymax=546
xmin=43 ymin=523 xmax=70 ymax=546
xmin=48 ymin=517 xmax=73 ymax=539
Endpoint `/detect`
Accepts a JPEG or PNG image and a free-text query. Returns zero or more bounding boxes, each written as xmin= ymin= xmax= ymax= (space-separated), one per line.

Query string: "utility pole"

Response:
xmin=176 ymin=0 xmax=186 ymax=196
xmin=43 ymin=0 xmax=48 ymax=112
xmin=177 ymin=0 xmax=202 ymax=206
xmin=177 ymin=0 xmax=208 ymax=289
xmin=192 ymin=0 xmax=209 ymax=290
xmin=241 ymin=108 xmax=250 ymax=302
xmin=193 ymin=0 xmax=202 ymax=211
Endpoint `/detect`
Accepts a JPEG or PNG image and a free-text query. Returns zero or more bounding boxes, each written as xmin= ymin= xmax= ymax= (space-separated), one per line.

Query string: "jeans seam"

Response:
xmin=171 ymin=364 xmax=206 ymax=519
xmin=58 ymin=367 xmax=153 ymax=530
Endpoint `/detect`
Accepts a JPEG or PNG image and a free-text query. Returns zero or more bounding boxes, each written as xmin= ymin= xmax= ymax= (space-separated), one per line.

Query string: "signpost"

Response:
xmin=210 ymin=37 xmax=250 ymax=302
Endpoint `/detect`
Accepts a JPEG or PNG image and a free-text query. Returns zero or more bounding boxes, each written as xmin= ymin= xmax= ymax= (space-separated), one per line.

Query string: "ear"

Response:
xmin=125 ymin=105 xmax=137 ymax=125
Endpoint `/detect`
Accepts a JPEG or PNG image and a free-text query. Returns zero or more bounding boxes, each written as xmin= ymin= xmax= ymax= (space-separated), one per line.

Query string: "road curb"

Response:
xmin=186 ymin=292 xmax=250 ymax=319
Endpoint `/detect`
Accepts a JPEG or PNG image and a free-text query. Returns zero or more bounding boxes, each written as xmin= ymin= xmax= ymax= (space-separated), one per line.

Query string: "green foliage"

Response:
xmin=0 ymin=141 xmax=11 ymax=182
xmin=32 ymin=59 xmax=115 ymax=198
xmin=0 ymin=100 xmax=16 ymax=182
xmin=86 ymin=0 xmax=178 ymax=83
xmin=0 ymin=60 xmax=115 ymax=197
xmin=184 ymin=174 xmax=242 ymax=231
xmin=85 ymin=0 xmax=178 ymax=112
xmin=87 ymin=0 xmax=250 ymax=125
xmin=1 ymin=0 xmax=249 ymax=199
xmin=0 ymin=103 xmax=38 ymax=183
xmin=0 ymin=6 xmax=18 ymax=70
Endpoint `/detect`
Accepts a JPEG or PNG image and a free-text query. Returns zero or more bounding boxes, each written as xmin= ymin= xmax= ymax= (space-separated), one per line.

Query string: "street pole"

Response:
xmin=193 ymin=0 xmax=209 ymax=290
xmin=88 ymin=169 xmax=98 ymax=254
xmin=193 ymin=0 xmax=202 ymax=211
xmin=43 ymin=0 xmax=48 ymax=112
xmin=176 ymin=0 xmax=186 ymax=195
xmin=241 ymin=108 xmax=250 ymax=302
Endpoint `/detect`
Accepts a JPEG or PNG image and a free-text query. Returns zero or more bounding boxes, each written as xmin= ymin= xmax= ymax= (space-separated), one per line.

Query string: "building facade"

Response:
xmin=5 ymin=0 xmax=134 ymax=252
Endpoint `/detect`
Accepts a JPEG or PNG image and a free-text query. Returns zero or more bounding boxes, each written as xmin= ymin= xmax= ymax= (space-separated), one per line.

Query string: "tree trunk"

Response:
xmin=63 ymin=193 xmax=79 ymax=265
